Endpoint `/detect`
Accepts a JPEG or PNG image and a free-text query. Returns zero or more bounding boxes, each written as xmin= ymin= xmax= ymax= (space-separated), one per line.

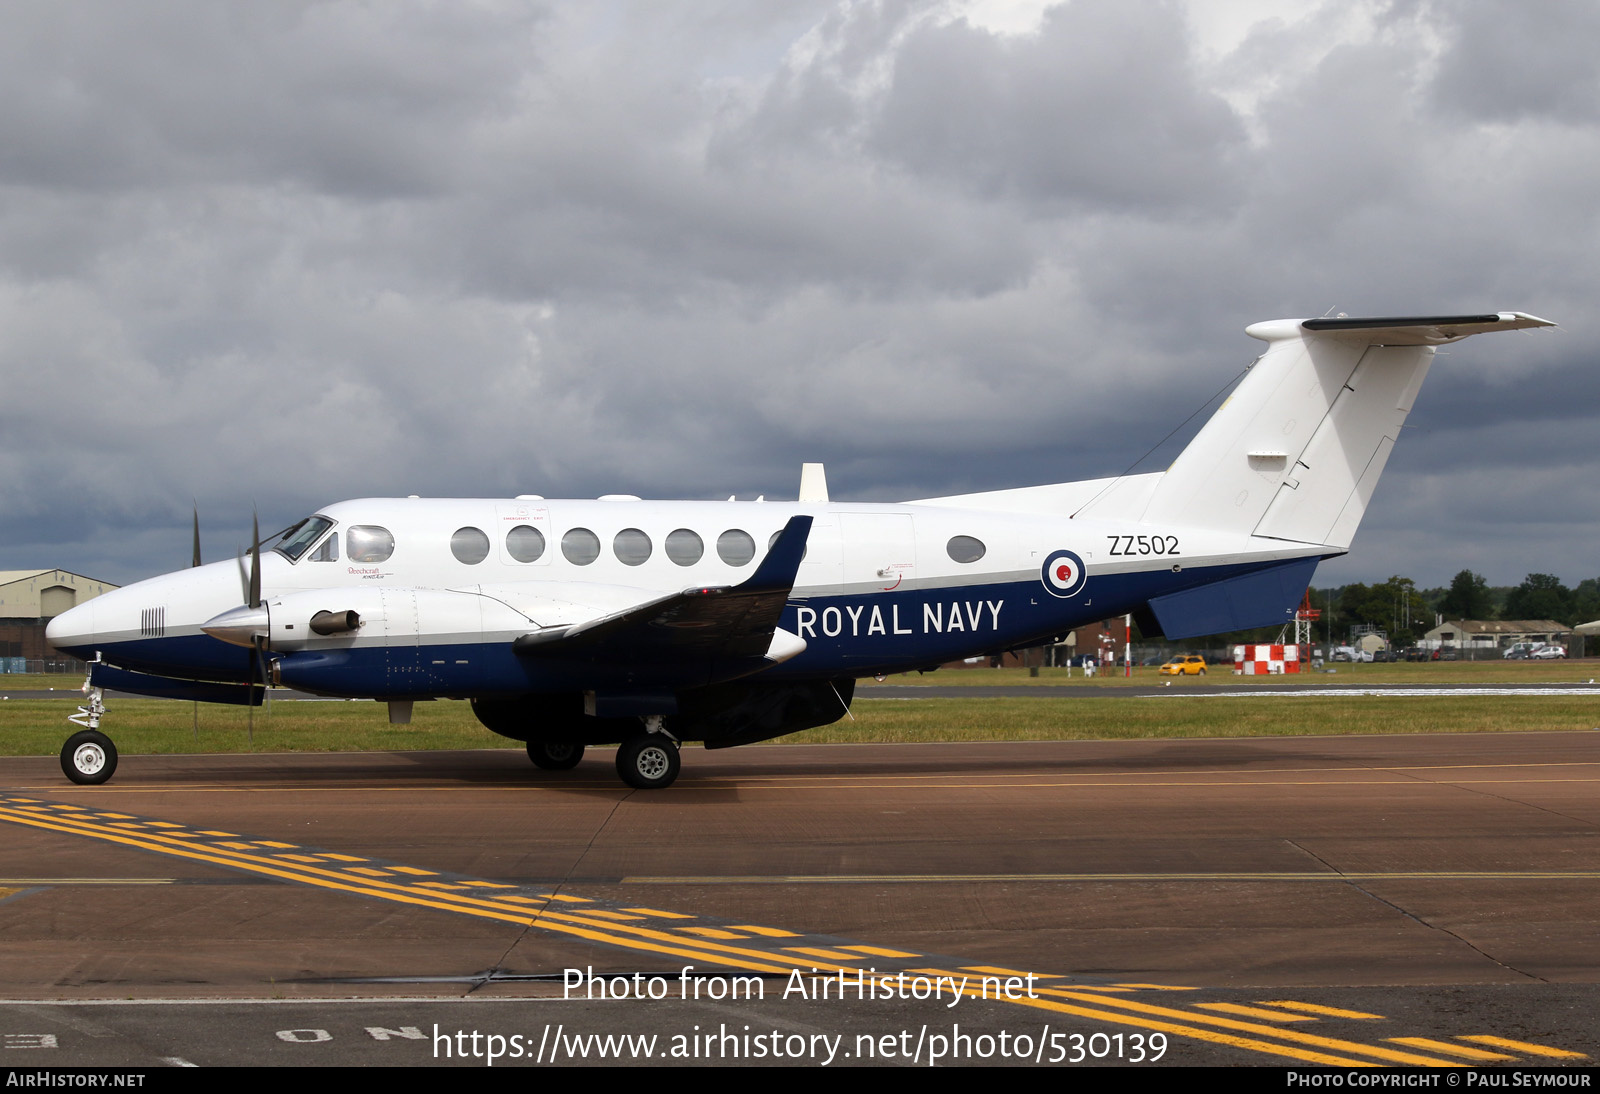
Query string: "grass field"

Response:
xmin=1 ymin=660 xmax=1596 ymax=758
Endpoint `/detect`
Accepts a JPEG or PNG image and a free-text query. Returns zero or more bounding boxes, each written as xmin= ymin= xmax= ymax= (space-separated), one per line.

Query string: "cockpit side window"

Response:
xmin=347 ymin=525 xmax=395 ymax=564
xmin=275 ymin=517 xmax=334 ymax=562
xmin=310 ymin=531 xmax=340 ymax=562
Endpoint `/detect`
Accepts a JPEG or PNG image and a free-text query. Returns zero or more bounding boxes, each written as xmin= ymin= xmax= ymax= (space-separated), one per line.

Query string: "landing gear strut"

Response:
xmin=616 ymin=715 xmax=680 ymax=789
xmin=62 ymin=681 xmax=118 ymax=785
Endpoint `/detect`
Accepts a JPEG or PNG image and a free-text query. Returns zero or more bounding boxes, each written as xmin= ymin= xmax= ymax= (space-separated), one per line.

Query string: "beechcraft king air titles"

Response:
xmin=45 ymin=313 xmax=1554 ymax=789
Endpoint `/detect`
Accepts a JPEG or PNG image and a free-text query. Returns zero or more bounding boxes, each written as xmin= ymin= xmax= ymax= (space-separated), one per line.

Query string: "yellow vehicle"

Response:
xmin=1159 ymin=655 xmax=1207 ymax=676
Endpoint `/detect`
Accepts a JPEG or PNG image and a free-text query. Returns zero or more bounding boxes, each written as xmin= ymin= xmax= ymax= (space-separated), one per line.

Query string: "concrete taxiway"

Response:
xmin=1 ymin=732 xmax=1597 ymax=1066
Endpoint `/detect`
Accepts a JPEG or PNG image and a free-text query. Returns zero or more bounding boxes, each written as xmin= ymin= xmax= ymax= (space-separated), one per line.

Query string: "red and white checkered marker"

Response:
xmin=1232 ymin=644 xmax=1301 ymax=674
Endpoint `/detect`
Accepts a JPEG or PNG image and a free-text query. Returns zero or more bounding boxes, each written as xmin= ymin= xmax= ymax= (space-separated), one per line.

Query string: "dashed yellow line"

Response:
xmin=1196 ymin=1002 xmax=1316 ymax=1022
xmin=620 ymin=907 xmax=695 ymax=920
xmin=1259 ymin=1000 xmax=1383 ymax=1020
xmin=1459 ymin=1035 xmax=1587 ymax=1059
xmin=1387 ymin=1037 xmax=1514 ymax=1062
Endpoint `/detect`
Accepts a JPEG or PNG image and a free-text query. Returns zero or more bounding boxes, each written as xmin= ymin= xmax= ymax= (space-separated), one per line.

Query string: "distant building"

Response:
xmin=0 ymin=569 xmax=119 ymax=669
xmin=1422 ymin=619 xmax=1572 ymax=653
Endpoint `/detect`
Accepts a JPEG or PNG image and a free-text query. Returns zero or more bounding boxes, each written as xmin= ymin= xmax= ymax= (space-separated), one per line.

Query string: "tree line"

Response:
xmin=1308 ymin=572 xmax=1600 ymax=649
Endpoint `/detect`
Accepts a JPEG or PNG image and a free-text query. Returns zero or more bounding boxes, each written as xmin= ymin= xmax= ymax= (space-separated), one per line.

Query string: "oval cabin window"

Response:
xmin=613 ymin=528 xmax=652 ymax=566
xmin=562 ymin=527 xmax=601 ymax=565
xmin=451 ymin=527 xmax=491 ymax=565
xmin=505 ymin=525 xmax=545 ymax=563
xmin=717 ymin=529 xmax=756 ymax=566
xmin=946 ymin=535 xmax=986 ymax=564
xmin=665 ymin=528 xmax=703 ymax=565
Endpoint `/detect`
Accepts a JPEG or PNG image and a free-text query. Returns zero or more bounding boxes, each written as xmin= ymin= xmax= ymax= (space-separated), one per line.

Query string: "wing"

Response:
xmin=510 ymin=514 xmax=812 ymax=685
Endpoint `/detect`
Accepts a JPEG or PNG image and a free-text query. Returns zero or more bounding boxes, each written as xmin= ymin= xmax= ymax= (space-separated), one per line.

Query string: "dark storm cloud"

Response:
xmin=1428 ymin=0 xmax=1600 ymax=125
xmin=0 ymin=3 xmax=540 ymax=196
xmin=868 ymin=2 xmax=1248 ymax=213
xmin=0 ymin=1 xmax=1593 ymax=590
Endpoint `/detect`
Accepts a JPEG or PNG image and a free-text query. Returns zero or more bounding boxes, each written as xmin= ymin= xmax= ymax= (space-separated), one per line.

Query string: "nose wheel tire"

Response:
xmin=616 ymin=734 xmax=680 ymax=790
xmin=61 ymin=730 xmax=118 ymax=786
xmin=527 ymin=740 xmax=585 ymax=771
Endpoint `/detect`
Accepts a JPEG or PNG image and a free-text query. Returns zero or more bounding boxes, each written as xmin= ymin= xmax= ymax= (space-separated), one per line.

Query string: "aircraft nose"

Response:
xmin=45 ymin=600 xmax=97 ymax=656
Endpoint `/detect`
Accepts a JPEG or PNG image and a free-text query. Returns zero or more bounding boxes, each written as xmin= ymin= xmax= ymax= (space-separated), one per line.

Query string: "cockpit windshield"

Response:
xmin=273 ymin=516 xmax=335 ymax=562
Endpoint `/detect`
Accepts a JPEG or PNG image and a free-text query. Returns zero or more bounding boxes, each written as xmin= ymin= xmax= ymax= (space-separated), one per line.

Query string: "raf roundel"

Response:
xmin=1041 ymin=549 xmax=1088 ymax=599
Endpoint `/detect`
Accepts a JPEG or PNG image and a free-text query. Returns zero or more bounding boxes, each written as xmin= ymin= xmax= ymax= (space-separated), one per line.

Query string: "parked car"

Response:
xmin=1159 ymin=655 xmax=1207 ymax=676
xmin=1530 ymin=645 xmax=1567 ymax=659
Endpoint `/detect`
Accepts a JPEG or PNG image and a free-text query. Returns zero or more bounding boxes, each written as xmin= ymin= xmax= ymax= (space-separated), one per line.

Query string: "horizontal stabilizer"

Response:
xmin=1295 ymin=312 xmax=1554 ymax=344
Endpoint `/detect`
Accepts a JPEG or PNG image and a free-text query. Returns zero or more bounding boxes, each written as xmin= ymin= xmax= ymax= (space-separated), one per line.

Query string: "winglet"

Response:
xmin=743 ymin=515 xmax=812 ymax=593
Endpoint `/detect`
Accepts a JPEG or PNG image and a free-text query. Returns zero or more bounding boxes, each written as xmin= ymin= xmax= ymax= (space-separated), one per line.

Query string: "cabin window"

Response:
xmin=946 ymin=535 xmax=986 ymax=564
xmin=310 ymin=532 xmax=339 ymax=562
xmin=562 ymin=527 xmax=601 ymax=565
xmin=451 ymin=526 xmax=491 ymax=565
xmin=346 ymin=525 xmax=395 ymax=564
xmin=665 ymin=528 xmax=703 ymax=566
xmin=506 ymin=525 xmax=545 ymax=563
xmin=717 ymin=529 xmax=755 ymax=566
xmin=613 ymin=528 xmax=652 ymax=566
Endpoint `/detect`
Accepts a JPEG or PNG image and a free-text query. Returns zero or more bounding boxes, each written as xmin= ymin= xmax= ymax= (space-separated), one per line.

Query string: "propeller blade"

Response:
xmin=249 ymin=511 xmax=261 ymax=609
xmin=191 ymin=506 xmax=202 ymax=569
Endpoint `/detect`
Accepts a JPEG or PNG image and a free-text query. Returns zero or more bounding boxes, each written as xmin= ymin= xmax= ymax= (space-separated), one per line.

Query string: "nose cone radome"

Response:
xmin=44 ymin=600 xmax=97 ymax=656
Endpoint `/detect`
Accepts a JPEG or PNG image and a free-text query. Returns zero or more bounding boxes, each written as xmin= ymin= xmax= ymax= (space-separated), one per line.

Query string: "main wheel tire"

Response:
xmin=61 ymin=730 xmax=117 ymax=786
xmin=615 ymin=735 xmax=680 ymax=790
xmin=527 ymin=740 xmax=584 ymax=771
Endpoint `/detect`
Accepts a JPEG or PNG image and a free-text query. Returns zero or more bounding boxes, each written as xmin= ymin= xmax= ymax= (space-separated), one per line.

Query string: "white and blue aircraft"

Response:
xmin=46 ymin=313 xmax=1553 ymax=789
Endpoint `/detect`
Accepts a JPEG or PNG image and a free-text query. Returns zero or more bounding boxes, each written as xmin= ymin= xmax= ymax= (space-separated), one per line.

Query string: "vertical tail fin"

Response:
xmin=1129 ymin=313 xmax=1553 ymax=547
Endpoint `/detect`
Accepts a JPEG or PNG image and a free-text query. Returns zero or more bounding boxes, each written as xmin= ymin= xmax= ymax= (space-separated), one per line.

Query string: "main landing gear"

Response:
xmin=615 ymin=715 xmax=681 ymax=790
xmin=526 ymin=740 xmax=585 ymax=770
xmin=62 ymin=683 xmax=118 ymax=785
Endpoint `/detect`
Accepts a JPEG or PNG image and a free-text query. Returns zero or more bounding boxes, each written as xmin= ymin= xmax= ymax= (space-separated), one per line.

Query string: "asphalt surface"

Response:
xmin=1 ymin=733 xmax=1598 ymax=1068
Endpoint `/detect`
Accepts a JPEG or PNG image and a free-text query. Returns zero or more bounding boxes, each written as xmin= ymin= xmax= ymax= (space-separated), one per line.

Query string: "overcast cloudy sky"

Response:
xmin=0 ymin=0 xmax=1592 ymax=589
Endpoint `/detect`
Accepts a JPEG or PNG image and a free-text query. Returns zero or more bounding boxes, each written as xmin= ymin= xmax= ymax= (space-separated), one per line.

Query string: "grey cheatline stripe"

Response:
xmin=2 ymin=793 xmax=1582 ymax=1068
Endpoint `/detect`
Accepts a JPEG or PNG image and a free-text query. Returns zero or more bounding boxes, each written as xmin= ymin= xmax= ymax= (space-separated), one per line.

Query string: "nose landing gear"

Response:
xmin=62 ymin=682 xmax=118 ymax=785
xmin=62 ymin=729 xmax=117 ymax=785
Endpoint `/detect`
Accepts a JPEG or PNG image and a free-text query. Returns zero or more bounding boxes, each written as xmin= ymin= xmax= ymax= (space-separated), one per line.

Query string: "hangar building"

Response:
xmin=0 ymin=569 xmax=119 ymax=672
